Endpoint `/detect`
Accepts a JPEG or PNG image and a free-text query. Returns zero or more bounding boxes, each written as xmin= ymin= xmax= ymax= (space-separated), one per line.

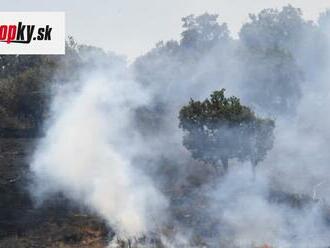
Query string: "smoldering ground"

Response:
xmin=30 ymin=5 xmax=330 ymax=247
xmin=30 ymin=70 xmax=168 ymax=238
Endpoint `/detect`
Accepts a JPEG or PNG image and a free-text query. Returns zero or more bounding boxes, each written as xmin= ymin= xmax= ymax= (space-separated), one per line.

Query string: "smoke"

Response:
xmin=30 ymin=70 xmax=168 ymax=237
xmin=204 ymin=8 xmax=330 ymax=247
xmin=29 ymin=5 xmax=330 ymax=248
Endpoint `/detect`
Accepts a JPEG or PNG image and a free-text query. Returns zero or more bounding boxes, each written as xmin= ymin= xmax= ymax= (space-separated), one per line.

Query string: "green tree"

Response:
xmin=0 ymin=37 xmax=125 ymax=131
xmin=181 ymin=13 xmax=230 ymax=52
xmin=179 ymin=89 xmax=275 ymax=174
xmin=238 ymin=5 xmax=314 ymax=115
xmin=239 ymin=5 xmax=307 ymax=53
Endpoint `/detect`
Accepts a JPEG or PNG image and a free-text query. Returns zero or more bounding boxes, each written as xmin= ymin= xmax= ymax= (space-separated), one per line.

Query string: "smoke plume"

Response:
xmin=30 ymin=70 xmax=168 ymax=238
xmin=30 ymin=5 xmax=330 ymax=247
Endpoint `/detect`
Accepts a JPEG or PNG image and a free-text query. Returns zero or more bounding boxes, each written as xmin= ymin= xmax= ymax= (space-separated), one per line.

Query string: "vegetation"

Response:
xmin=1 ymin=4 xmax=330 ymax=247
xmin=179 ymin=89 xmax=274 ymax=172
xmin=0 ymin=38 xmax=124 ymax=132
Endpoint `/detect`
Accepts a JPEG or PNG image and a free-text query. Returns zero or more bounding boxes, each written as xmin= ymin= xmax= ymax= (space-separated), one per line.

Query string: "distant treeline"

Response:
xmin=1 ymin=5 xmax=330 ymax=134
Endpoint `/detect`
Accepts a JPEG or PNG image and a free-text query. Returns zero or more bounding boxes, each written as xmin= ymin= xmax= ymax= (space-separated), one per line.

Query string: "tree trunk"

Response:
xmin=221 ymin=157 xmax=229 ymax=173
xmin=214 ymin=164 xmax=220 ymax=176
xmin=252 ymin=162 xmax=257 ymax=181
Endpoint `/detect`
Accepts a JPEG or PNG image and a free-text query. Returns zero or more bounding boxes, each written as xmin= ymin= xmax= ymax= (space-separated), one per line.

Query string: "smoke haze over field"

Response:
xmin=30 ymin=71 xmax=168 ymax=237
xmin=29 ymin=5 xmax=330 ymax=247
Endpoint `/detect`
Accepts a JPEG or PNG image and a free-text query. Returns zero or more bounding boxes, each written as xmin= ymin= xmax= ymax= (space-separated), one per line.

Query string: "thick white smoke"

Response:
xmin=30 ymin=71 xmax=168 ymax=237
xmin=205 ymin=14 xmax=330 ymax=247
xmin=29 ymin=7 xmax=330 ymax=247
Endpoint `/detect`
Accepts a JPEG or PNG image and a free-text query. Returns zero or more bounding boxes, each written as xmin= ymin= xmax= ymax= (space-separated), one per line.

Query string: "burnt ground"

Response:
xmin=0 ymin=137 xmax=110 ymax=248
xmin=0 ymin=136 xmax=318 ymax=248
xmin=0 ymin=136 xmax=218 ymax=248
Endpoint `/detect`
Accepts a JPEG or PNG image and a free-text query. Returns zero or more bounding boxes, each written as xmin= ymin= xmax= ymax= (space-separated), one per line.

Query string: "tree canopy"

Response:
xmin=0 ymin=39 xmax=125 ymax=131
xmin=179 ymin=89 xmax=275 ymax=172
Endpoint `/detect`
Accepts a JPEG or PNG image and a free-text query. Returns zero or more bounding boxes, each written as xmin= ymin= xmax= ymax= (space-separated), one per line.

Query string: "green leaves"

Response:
xmin=179 ymin=89 xmax=275 ymax=170
xmin=180 ymin=89 xmax=255 ymax=130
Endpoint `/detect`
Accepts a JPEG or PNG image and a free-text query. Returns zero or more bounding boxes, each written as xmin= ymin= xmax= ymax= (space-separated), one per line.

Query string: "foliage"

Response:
xmin=181 ymin=13 xmax=230 ymax=51
xmin=0 ymin=43 xmax=79 ymax=129
xmin=238 ymin=47 xmax=303 ymax=115
xmin=239 ymin=5 xmax=308 ymax=53
xmin=134 ymin=7 xmax=321 ymax=117
xmin=0 ymin=38 xmax=125 ymax=130
xmin=179 ymin=89 xmax=274 ymax=171
xmin=238 ymin=5 xmax=311 ymax=115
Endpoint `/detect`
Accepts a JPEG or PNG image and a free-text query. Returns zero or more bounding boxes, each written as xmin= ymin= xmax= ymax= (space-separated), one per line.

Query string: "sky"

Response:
xmin=1 ymin=0 xmax=330 ymax=59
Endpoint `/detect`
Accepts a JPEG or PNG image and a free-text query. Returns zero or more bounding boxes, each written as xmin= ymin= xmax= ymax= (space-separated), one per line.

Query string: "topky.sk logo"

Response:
xmin=0 ymin=12 xmax=65 ymax=54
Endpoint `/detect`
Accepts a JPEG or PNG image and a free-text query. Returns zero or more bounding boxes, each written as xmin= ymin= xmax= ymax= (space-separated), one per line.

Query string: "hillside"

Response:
xmin=0 ymin=137 xmax=109 ymax=248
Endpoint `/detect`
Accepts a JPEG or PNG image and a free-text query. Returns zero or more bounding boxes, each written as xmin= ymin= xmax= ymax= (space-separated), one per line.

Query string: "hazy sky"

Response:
xmin=1 ymin=0 xmax=330 ymax=59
